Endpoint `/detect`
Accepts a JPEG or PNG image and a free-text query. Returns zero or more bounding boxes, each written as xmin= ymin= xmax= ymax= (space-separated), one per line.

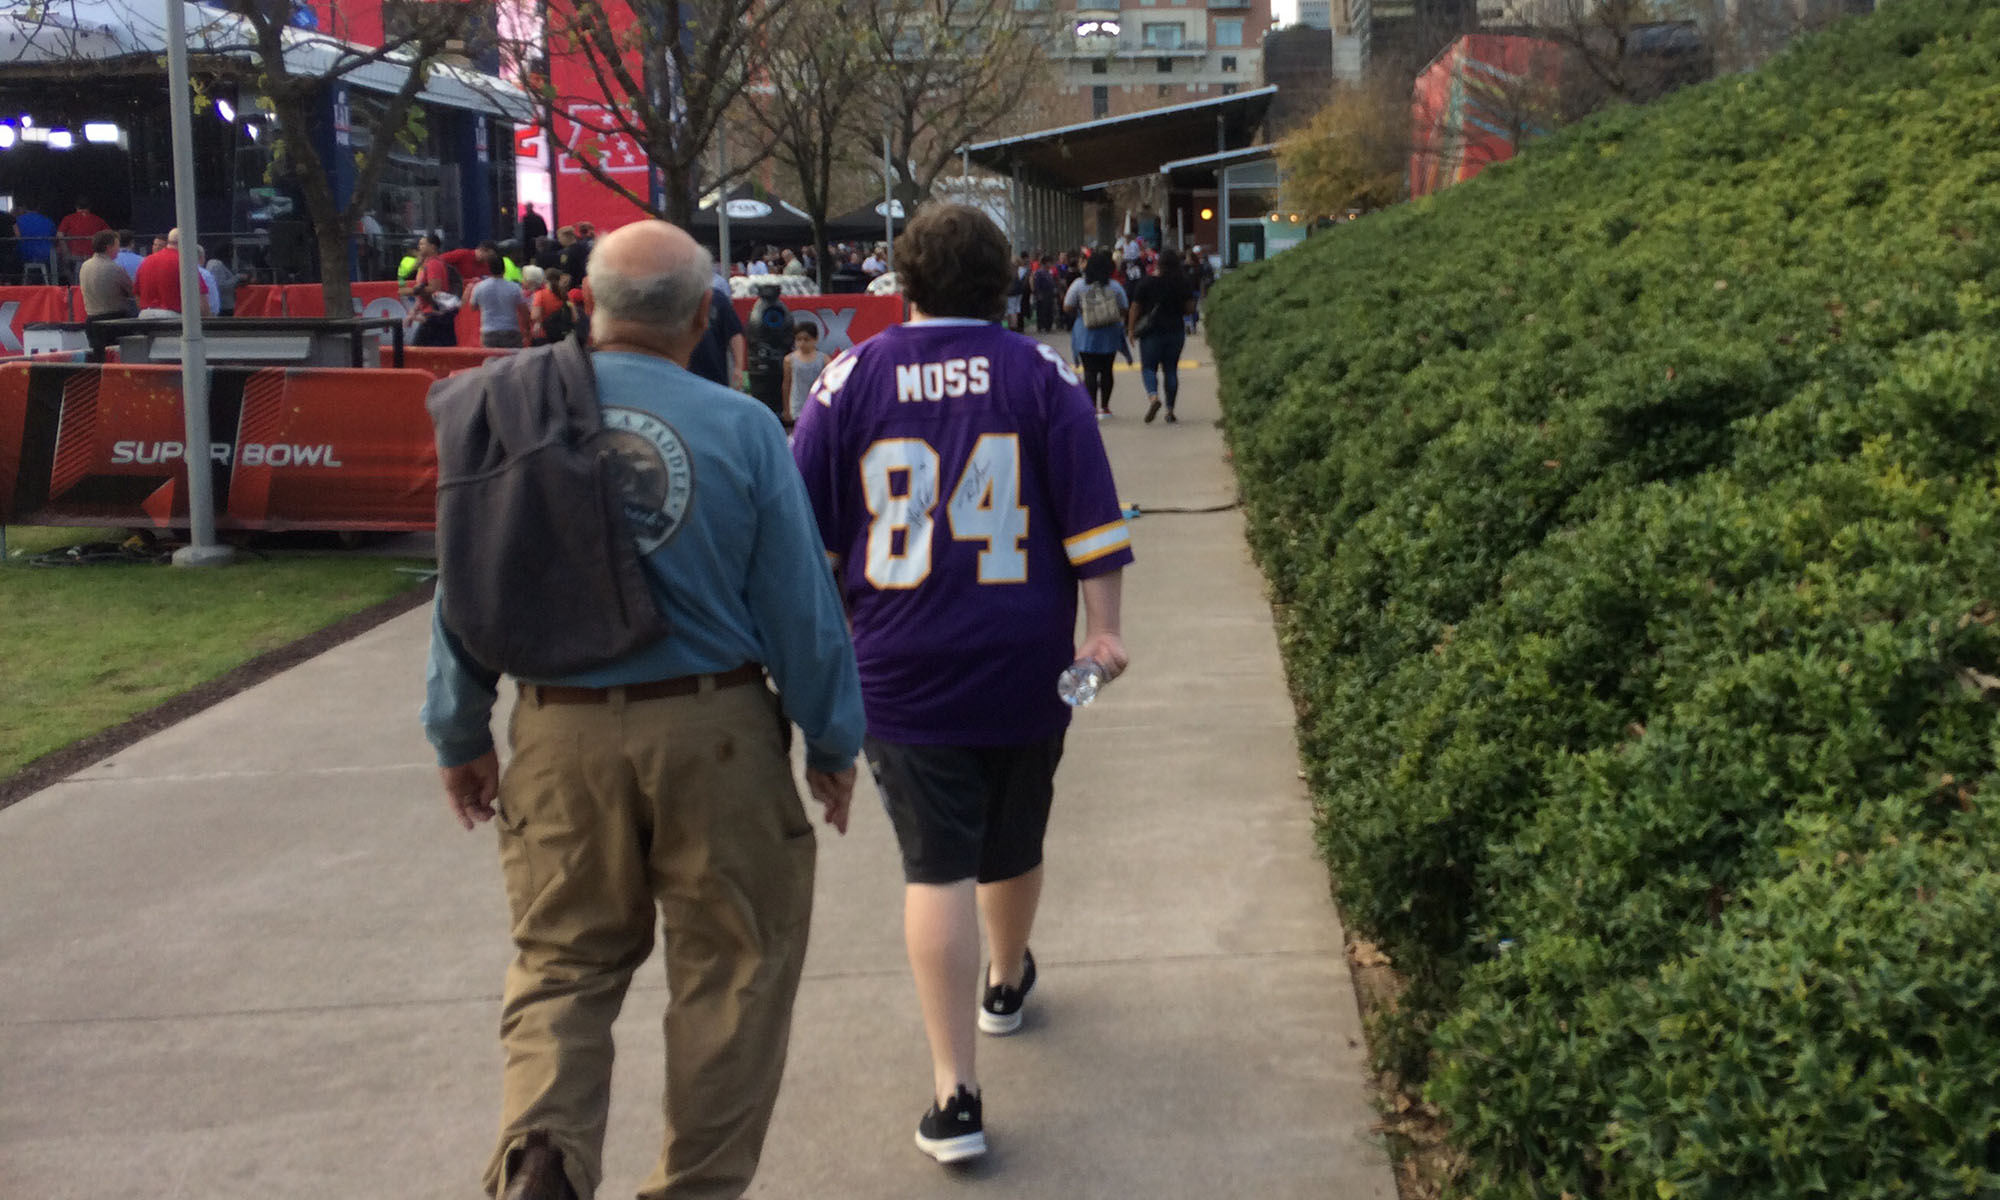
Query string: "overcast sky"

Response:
xmin=1271 ymin=0 xmax=1299 ymax=26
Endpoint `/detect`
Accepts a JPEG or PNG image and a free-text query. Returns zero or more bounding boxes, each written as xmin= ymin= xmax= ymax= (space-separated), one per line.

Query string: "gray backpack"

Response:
xmin=426 ymin=337 xmax=671 ymax=677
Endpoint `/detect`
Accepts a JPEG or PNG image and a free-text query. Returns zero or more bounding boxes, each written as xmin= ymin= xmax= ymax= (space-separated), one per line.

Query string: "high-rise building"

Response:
xmin=1030 ymin=0 xmax=1276 ymax=126
xmin=1261 ymin=25 xmax=1333 ymax=133
xmin=1335 ymin=0 xmax=1474 ymax=81
xmin=1297 ymin=0 xmax=1333 ymax=29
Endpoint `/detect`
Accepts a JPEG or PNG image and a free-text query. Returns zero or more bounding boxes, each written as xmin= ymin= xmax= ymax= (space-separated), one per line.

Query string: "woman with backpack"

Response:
xmin=1126 ymin=248 xmax=1195 ymax=424
xmin=1063 ymin=250 xmax=1128 ymax=419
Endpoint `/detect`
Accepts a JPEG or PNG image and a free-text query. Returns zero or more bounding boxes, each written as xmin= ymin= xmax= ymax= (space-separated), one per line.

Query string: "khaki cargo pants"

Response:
xmin=482 ymin=678 xmax=816 ymax=1200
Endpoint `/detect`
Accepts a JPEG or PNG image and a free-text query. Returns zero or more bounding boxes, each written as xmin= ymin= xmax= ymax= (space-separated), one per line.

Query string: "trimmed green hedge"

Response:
xmin=1208 ymin=2 xmax=2000 ymax=1196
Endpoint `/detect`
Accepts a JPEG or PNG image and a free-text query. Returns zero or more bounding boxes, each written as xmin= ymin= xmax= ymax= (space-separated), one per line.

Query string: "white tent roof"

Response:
xmin=0 ymin=1 xmax=534 ymax=120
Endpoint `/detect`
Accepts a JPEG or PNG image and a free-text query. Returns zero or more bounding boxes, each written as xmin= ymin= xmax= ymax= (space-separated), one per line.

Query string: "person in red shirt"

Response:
xmin=56 ymin=199 xmax=112 ymax=282
xmin=400 ymin=235 xmax=464 ymax=346
xmin=132 ymin=228 xmax=214 ymax=315
xmin=438 ymin=243 xmax=486 ymax=286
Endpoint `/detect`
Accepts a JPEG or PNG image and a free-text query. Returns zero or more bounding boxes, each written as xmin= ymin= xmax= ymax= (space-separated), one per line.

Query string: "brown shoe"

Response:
xmin=503 ymin=1132 xmax=577 ymax=1200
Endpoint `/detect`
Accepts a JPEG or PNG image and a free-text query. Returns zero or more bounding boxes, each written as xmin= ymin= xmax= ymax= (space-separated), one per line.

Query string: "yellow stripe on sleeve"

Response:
xmin=1063 ymin=520 xmax=1131 ymax=565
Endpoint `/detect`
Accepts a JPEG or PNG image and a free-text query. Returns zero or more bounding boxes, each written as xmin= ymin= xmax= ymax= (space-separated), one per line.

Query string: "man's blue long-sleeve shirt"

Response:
xmin=421 ymin=350 xmax=864 ymax=774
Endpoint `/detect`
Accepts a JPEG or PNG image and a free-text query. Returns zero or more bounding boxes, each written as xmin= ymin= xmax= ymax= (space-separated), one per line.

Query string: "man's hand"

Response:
xmin=440 ymin=750 xmax=501 ymax=831
xmin=1077 ymin=632 xmax=1130 ymax=681
xmin=805 ymin=766 xmax=857 ymax=835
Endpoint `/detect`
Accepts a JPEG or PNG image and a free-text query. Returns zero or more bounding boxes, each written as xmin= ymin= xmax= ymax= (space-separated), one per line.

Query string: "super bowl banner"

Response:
xmin=0 ymin=363 xmax=438 ymax=531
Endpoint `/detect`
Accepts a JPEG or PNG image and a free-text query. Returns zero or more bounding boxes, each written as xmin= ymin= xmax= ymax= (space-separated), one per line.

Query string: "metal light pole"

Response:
xmin=165 ymin=0 xmax=231 ymax=567
xmin=882 ymin=131 xmax=894 ymax=274
xmin=716 ymin=117 xmax=731 ymax=274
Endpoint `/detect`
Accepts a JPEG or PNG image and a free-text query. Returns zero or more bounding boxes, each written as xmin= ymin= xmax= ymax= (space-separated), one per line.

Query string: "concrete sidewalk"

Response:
xmin=0 ymin=334 xmax=1395 ymax=1199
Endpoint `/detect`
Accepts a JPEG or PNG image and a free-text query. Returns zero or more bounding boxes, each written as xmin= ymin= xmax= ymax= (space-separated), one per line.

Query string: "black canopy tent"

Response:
xmin=823 ymin=198 xmax=907 ymax=244
xmin=689 ymin=184 xmax=814 ymax=248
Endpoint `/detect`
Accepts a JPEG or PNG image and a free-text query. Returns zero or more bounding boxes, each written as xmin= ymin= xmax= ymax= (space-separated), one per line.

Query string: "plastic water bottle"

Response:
xmin=1057 ymin=659 xmax=1108 ymax=707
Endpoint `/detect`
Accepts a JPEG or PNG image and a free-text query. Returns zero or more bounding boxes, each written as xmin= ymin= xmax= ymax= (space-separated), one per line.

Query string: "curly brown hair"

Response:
xmin=894 ymin=204 xmax=1012 ymax=321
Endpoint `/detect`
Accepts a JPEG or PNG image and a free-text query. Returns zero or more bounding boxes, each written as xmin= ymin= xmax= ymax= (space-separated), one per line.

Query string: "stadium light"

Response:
xmin=22 ymin=125 xmax=49 ymax=144
xmin=47 ymin=129 xmax=74 ymax=149
xmin=217 ymin=98 xmax=236 ymax=123
xmin=0 ymin=126 xmax=15 ymax=150
xmin=83 ymin=122 xmax=120 ymax=144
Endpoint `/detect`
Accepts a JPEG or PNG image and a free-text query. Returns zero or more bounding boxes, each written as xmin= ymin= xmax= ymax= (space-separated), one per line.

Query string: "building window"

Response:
xmin=1092 ymin=85 xmax=1109 ymax=118
xmin=1157 ymin=56 xmax=1172 ymax=73
xmin=1214 ymin=18 xmax=1243 ymax=46
xmin=1220 ymin=82 xmax=1238 ymax=94
xmin=1013 ymin=0 xmax=1042 ymax=9
xmin=1091 ymin=59 xmax=1108 ymax=74
xmin=1141 ymin=21 xmax=1183 ymax=48
xmin=1158 ymin=83 xmax=1173 ymax=96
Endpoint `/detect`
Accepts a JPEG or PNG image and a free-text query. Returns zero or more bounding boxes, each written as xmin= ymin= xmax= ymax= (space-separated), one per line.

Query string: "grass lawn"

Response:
xmin=0 ymin=526 xmax=430 ymax=779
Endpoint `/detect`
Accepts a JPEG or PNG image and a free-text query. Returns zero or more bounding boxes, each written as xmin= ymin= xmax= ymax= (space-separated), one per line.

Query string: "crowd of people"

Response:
xmin=69 ymin=221 xmax=240 ymax=358
xmin=1002 ymin=235 xmax=1215 ymax=425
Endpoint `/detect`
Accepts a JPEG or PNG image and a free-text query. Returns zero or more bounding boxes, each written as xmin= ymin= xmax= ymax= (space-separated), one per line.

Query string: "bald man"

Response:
xmin=423 ymin=220 xmax=864 ymax=1200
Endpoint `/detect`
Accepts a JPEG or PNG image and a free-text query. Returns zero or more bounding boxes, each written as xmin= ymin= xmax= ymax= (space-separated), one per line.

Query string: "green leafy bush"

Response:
xmin=1209 ymin=1 xmax=2000 ymax=1194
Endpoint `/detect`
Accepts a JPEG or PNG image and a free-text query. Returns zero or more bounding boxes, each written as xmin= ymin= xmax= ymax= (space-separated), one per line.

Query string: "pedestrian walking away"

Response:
xmin=1063 ymin=251 xmax=1128 ymax=418
xmin=470 ymin=268 xmax=533 ymax=348
xmin=422 ymin=219 xmax=865 ymax=1200
xmin=791 ymin=203 xmax=1134 ymax=1167
xmin=1127 ymin=248 xmax=1195 ymax=425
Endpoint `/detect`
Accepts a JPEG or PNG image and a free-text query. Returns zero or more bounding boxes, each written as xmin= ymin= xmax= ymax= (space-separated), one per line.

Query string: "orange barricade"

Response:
xmin=232 ymin=284 xmax=285 ymax=317
xmin=0 ymin=361 xmax=438 ymax=531
xmin=386 ymin=344 xmax=516 ymax=380
xmin=0 ymin=286 xmax=81 ymax=355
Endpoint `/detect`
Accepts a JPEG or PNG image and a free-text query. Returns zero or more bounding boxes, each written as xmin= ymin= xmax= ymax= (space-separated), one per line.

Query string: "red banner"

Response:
xmin=729 ymin=294 xmax=904 ymax=354
xmin=0 ymin=287 xmax=82 ymax=356
xmin=232 ymin=284 xmax=286 ymax=318
xmin=0 ymin=362 xmax=438 ymax=531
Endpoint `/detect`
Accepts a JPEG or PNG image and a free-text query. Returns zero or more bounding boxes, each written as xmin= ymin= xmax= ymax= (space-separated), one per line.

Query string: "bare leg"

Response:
xmin=905 ymin=880 xmax=981 ymax=1104
xmin=977 ymin=865 xmax=1044 ymax=988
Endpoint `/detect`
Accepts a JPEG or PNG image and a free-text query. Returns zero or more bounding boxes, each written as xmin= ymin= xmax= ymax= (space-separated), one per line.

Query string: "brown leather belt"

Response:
xmin=521 ymin=663 xmax=765 ymax=706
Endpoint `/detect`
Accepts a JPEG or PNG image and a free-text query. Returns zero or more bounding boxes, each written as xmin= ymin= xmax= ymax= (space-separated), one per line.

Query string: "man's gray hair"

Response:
xmin=588 ymin=240 xmax=715 ymax=332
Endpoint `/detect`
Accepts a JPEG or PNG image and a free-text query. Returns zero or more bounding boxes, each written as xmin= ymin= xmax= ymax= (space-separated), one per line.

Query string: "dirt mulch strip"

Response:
xmin=0 ymin=580 xmax=435 ymax=814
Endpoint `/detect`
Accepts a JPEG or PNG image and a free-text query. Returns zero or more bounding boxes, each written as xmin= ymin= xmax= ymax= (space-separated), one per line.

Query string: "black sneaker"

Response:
xmin=979 ymin=948 xmax=1036 ymax=1036
xmin=1164 ymin=409 xmax=1179 ymax=424
xmin=1145 ymin=398 xmax=1161 ymax=423
xmin=915 ymin=1085 xmax=987 ymax=1163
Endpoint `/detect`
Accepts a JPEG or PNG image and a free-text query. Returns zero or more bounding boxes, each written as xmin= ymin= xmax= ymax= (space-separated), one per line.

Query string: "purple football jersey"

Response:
xmin=792 ymin=321 xmax=1134 ymax=745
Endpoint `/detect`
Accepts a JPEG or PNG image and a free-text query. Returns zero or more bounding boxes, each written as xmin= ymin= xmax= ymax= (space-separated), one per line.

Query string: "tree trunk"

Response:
xmin=660 ymin=159 xmax=697 ymax=228
xmin=291 ymin=160 xmax=353 ymax=316
xmin=811 ymin=217 xmax=828 ymax=291
xmin=314 ymin=221 xmax=354 ymax=317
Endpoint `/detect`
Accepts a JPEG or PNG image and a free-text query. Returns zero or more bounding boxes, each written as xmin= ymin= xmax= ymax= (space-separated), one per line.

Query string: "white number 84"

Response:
xmin=861 ymin=435 xmax=1029 ymax=589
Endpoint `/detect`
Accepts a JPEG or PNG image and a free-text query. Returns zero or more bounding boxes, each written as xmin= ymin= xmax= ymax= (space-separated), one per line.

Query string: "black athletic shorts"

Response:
xmin=863 ymin=733 xmax=1066 ymax=885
